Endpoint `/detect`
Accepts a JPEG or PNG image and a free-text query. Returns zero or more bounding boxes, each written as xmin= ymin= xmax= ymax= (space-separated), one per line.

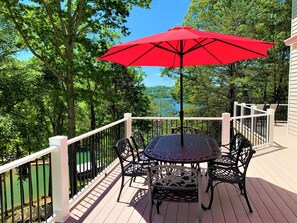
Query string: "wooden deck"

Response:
xmin=66 ymin=124 xmax=297 ymax=223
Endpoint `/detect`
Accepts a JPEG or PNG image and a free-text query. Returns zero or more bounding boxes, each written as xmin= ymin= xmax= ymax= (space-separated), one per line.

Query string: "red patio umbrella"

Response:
xmin=97 ymin=26 xmax=274 ymax=144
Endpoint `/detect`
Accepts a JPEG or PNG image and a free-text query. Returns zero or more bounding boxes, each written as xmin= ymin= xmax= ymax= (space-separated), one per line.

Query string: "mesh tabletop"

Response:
xmin=144 ymin=134 xmax=221 ymax=163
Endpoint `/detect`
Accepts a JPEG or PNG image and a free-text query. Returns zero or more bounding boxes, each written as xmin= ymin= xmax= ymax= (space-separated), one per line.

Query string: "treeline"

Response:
xmin=0 ymin=0 xmax=291 ymax=162
xmin=0 ymin=0 xmax=152 ymax=163
xmin=144 ymin=86 xmax=174 ymax=98
xmin=166 ymin=0 xmax=291 ymax=117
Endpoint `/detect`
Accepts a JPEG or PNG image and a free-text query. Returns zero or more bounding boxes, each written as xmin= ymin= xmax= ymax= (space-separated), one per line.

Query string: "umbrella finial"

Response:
xmin=168 ymin=26 xmax=193 ymax=31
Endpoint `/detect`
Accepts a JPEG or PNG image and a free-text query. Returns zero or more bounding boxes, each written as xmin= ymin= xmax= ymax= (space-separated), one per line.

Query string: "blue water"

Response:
xmin=154 ymin=98 xmax=179 ymax=110
xmin=154 ymin=97 xmax=195 ymax=111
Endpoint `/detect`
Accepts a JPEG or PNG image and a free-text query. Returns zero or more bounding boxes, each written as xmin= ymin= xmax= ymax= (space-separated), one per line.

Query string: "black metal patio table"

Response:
xmin=144 ymin=134 xmax=221 ymax=164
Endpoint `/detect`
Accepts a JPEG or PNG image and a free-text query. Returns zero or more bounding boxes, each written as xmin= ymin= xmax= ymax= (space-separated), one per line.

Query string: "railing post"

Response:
xmin=221 ymin=113 xmax=231 ymax=146
xmin=251 ymin=105 xmax=256 ymax=136
xmin=233 ymin=101 xmax=238 ymax=130
xmin=266 ymin=108 xmax=275 ymax=145
xmin=240 ymin=103 xmax=246 ymax=130
xmin=233 ymin=101 xmax=238 ymax=118
xmin=124 ymin=113 xmax=132 ymax=139
xmin=49 ymin=136 xmax=69 ymax=222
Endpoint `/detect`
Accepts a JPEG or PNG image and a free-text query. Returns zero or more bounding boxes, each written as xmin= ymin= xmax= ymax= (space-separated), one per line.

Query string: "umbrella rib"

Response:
xmin=184 ymin=39 xmax=215 ymax=54
xmin=184 ymin=39 xmax=224 ymax=64
xmin=127 ymin=42 xmax=161 ymax=66
xmin=152 ymin=42 xmax=179 ymax=54
xmin=215 ymin=39 xmax=269 ymax=57
xmin=196 ymin=39 xmax=224 ymax=64
xmin=163 ymin=41 xmax=181 ymax=67
xmin=100 ymin=44 xmax=140 ymax=59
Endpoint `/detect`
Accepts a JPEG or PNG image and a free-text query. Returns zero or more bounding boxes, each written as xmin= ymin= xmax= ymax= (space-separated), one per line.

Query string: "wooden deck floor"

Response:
xmin=66 ymin=124 xmax=297 ymax=223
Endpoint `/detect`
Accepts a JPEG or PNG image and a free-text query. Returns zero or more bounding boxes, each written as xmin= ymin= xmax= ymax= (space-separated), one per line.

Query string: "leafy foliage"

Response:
xmin=174 ymin=0 xmax=291 ymax=116
xmin=0 ymin=0 xmax=152 ymax=139
xmin=0 ymin=0 xmax=152 ymax=161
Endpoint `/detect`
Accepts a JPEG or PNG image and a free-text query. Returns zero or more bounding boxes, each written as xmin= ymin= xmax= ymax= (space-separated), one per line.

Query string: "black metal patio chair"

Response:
xmin=114 ymin=138 xmax=153 ymax=202
xmin=147 ymin=165 xmax=201 ymax=223
xmin=206 ymin=139 xmax=256 ymax=212
xmin=171 ymin=126 xmax=199 ymax=134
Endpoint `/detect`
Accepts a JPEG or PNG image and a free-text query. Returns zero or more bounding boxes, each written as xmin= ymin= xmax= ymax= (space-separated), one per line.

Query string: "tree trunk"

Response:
xmin=66 ymin=72 xmax=76 ymax=139
xmin=90 ymin=98 xmax=96 ymax=130
xmin=66 ymin=68 xmax=78 ymax=194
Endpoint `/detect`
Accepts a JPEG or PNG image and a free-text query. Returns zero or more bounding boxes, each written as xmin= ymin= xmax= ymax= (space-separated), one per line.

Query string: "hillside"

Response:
xmin=144 ymin=86 xmax=174 ymax=98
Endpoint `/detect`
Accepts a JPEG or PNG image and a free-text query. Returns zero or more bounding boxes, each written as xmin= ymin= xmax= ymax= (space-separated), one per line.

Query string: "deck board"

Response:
xmin=66 ymin=124 xmax=297 ymax=223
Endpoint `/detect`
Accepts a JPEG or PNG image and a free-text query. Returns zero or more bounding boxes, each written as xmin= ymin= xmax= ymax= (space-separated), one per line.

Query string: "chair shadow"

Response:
xmin=127 ymin=176 xmax=297 ymax=223
xmin=64 ymin=166 xmax=297 ymax=223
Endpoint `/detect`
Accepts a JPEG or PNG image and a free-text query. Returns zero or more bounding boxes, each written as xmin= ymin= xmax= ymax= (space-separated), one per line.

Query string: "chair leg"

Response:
xmin=242 ymin=182 xmax=253 ymax=213
xmin=129 ymin=177 xmax=134 ymax=186
xmin=205 ymin=179 xmax=211 ymax=192
xmin=238 ymin=183 xmax=244 ymax=194
xmin=117 ymin=175 xmax=125 ymax=202
xmin=149 ymin=197 xmax=153 ymax=223
xmin=156 ymin=200 xmax=162 ymax=214
xmin=207 ymin=181 xmax=214 ymax=209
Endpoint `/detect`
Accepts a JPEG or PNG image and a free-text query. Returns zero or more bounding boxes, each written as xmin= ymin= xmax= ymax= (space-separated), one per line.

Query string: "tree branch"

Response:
xmin=40 ymin=0 xmax=66 ymax=60
xmin=4 ymin=1 xmax=63 ymax=82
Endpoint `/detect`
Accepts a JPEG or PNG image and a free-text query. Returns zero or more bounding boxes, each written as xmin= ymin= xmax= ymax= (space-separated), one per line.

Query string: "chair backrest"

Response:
xmin=171 ymin=126 xmax=199 ymax=134
xmin=147 ymin=165 xmax=199 ymax=190
xmin=130 ymin=130 xmax=146 ymax=150
xmin=229 ymin=132 xmax=246 ymax=154
xmin=235 ymin=139 xmax=256 ymax=175
xmin=114 ymin=138 xmax=137 ymax=170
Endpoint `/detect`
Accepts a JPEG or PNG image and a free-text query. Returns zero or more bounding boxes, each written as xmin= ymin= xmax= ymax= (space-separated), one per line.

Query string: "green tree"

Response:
xmin=0 ymin=58 xmax=50 ymax=156
xmin=0 ymin=0 xmax=151 ymax=139
xmin=179 ymin=0 xmax=290 ymax=115
xmin=0 ymin=15 xmax=21 ymax=60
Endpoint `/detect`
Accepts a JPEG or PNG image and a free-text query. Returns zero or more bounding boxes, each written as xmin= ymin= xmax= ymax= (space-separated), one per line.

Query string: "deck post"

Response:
xmin=266 ymin=108 xmax=275 ymax=145
xmin=221 ymin=113 xmax=231 ymax=146
xmin=240 ymin=103 xmax=246 ymax=131
xmin=233 ymin=101 xmax=238 ymax=130
xmin=251 ymin=105 xmax=256 ymax=137
xmin=49 ymin=136 xmax=70 ymax=222
xmin=124 ymin=113 xmax=132 ymax=139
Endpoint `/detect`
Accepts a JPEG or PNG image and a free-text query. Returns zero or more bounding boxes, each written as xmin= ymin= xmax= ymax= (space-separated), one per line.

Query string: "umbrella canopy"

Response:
xmin=97 ymin=26 xmax=274 ymax=144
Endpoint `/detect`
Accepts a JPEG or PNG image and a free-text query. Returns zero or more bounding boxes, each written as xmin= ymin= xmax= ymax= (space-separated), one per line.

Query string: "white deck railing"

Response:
xmin=0 ymin=102 xmax=276 ymax=222
xmin=233 ymin=102 xmax=275 ymax=147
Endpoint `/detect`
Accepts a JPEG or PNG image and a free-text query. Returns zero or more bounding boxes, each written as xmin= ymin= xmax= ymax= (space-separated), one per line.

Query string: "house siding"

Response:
xmin=288 ymin=0 xmax=297 ymax=137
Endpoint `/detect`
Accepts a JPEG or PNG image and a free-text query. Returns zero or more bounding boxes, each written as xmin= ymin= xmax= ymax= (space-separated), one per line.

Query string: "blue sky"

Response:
xmin=17 ymin=0 xmax=191 ymax=87
xmin=123 ymin=0 xmax=191 ymax=86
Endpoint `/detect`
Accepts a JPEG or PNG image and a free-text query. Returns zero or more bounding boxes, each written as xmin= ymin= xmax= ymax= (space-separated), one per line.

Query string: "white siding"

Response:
xmin=288 ymin=0 xmax=297 ymax=137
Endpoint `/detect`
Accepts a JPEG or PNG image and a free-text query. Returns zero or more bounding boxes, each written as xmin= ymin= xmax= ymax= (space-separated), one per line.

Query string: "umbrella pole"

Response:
xmin=180 ymin=51 xmax=184 ymax=145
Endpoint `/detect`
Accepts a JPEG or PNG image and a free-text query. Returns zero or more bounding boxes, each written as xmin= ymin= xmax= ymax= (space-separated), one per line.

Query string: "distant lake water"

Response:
xmin=154 ymin=97 xmax=180 ymax=111
xmin=153 ymin=98 xmax=202 ymax=115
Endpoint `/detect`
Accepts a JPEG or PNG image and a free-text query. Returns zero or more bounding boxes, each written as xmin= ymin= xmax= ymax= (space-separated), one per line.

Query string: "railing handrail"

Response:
xmin=231 ymin=113 xmax=268 ymax=120
xmin=0 ymin=145 xmax=58 ymax=174
xmin=67 ymin=117 xmax=127 ymax=145
xmin=132 ymin=116 xmax=222 ymax=120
